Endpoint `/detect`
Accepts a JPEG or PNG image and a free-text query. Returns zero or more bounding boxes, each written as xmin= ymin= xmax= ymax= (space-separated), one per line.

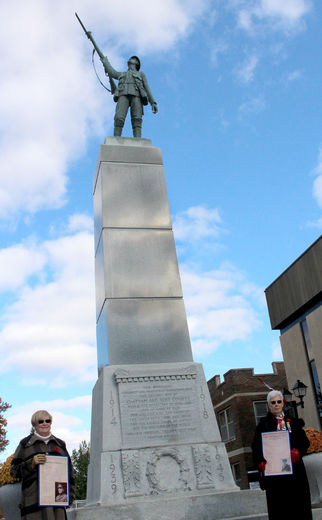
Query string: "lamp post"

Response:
xmin=292 ymin=380 xmax=308 ymax=409
xmin=282 ymin=381 xmax=308 ymax=418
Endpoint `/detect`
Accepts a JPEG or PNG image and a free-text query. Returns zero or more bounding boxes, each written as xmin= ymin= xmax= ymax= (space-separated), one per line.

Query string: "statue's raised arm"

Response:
xmin=75 ymin=13 xmax=116 ymax=94
xmin=75 ymin=13 xmax=158 ymax=138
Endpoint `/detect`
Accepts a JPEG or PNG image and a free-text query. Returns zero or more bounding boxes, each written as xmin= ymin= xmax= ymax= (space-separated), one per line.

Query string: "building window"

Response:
xmin=231 ymin=462 xmax=241 ymax=488
xmin=218 ymin=407 xmax=235 ymax=441
xmin=253 ymin=401 xmax=268 ymax=425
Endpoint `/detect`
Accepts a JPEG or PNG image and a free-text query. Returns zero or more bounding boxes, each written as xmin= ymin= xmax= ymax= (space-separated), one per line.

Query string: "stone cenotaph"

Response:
xmin=69 ymin=137 xmax=266 ymax=520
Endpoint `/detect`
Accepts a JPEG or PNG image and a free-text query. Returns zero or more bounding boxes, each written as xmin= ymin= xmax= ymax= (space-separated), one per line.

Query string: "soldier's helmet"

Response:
xmin=128 ymin=56 xmax=141 ymax=71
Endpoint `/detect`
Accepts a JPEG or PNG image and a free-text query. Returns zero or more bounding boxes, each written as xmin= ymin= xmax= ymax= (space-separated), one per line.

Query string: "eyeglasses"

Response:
xmin=38 ymin=419 xmax=51 ymax=424
xmin=271 ymin=400 xmax=282 ymax=404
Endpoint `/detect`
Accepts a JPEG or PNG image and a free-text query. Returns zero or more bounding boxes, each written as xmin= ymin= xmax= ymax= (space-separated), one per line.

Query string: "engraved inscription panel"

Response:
xmin=117 ymin=375 xmax=201 ymax=448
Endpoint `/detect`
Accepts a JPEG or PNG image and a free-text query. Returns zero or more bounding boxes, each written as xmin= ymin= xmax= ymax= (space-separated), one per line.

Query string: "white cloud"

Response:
xmin=306 ymin=146 xmax=322 ymax=228
xmin=172 ymin=205 xmax=263 ymax=357
xmin=0 ymin=221 xmax=97 ymax=387
xmin=236 ymin=54 xmax=258 ymax=83
xmin=272 ymin=339 xmax=283 ymax=360
xmin=8 ymin=396 xmax=91 ymax=419
xmin=287 ymin=69 xmax=303 ymax=82
xmin=67 ymin=214 xmax=93 ymax=233
xmin=0 ymin=244 xmax=46 ymax=292
xmin=313 ymin=176 xmax=322 ymax=208
xmin=259 ymin=0 xmax=311 ymax=23
xmin=180 ymin=264 xmax=262 ymax=356
xmin=312 ymin=146 xmax=322 ymax=208
xmin=0 ymin=1 xmax=105 ymax=219
xmin=173 ymin=205 xmax=225 ymax=242
xmin=0 ymin=0 xmax=210 ymax=221
xmin=237 ymin=9 xmax=253 ymax=32
xmin=238 ymin=96 xmax=266 ymax=118
xmin=306 ymin=217 xmax=322 ymax=229
xmin=210 ymin=40 xmax=229 ymax=67
xmin=78 ymin=0 xmax=210 ymax=53
xmin=236 ymin=0 xmax=312 ymax=33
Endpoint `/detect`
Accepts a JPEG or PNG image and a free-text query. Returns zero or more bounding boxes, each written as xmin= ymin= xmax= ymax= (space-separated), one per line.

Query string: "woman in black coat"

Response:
xmin=10 ymin=410 xmax=75 ymax=520
xmin=252 ymin=390 xmax=312 ymax=520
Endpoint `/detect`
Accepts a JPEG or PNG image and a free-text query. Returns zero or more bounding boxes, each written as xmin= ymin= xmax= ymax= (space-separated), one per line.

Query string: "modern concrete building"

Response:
xmin=265 ymin=235 xmax=322 ymax=430
xmin=208 ymin=362 xmax=287 ymax=489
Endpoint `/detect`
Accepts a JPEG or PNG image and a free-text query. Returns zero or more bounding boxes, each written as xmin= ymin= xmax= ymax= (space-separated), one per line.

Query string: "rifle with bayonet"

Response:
xmin=75 ymin=12 xmax=116 ymax=94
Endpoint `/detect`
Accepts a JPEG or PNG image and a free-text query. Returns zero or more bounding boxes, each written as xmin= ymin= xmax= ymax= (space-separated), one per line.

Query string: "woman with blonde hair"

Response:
xmin=10 ymin=410 xmax=74 ymax=519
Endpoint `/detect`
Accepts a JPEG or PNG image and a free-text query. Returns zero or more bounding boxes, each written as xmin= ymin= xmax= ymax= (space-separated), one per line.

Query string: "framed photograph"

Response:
xmin=261 ymin=430 xmax=293 ymax=477
xmin=39 ymin=455 xmax=69 ymax=507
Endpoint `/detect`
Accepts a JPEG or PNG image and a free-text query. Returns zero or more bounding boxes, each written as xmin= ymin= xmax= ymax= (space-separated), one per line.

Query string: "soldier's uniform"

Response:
xmin=102 ymin=56 xmax=157 ymax=137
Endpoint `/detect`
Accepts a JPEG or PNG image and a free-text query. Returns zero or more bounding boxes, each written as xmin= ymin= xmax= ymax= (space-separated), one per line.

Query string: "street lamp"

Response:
xmin=292 ymin=380 xmax=308 ymax=409
xmin=282 ymin=387 xmax=292 ymax=404
xmin=282 ymin=387 xmax=298 ymax=418
xmin=282 ymin=381 xmax=307 ymax=417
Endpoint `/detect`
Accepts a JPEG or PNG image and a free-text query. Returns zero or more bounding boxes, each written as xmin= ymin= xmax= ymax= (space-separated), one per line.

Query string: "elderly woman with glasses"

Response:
xmin=10 ymin=410 xmax=75 ymax=520
xmin=252 ymin=390 xmax=312 ymax=520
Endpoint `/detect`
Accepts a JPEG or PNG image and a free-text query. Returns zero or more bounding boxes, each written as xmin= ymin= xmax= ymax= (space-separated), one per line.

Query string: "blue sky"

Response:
xmin=0 ymin=0 xmax=321 ymax=460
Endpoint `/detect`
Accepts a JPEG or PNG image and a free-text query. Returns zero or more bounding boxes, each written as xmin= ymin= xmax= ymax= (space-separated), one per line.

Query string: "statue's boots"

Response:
xmin=133 ymin=127 xmax=141 ymax=138
xmin=132 ymin=117 xmax=142 ymax=138
xmin=114 ymin=125 xmax=123 ymax=137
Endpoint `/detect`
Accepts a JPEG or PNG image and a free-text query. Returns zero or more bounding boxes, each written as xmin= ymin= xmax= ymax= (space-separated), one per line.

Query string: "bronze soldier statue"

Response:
xmin=76 ymin=13 xmax=158 ymax=138
xmin=102 ymin=55 xmax=158 ymax=137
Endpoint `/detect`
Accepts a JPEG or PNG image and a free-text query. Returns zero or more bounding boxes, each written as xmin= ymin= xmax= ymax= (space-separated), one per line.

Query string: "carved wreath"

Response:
xmin=146 ymin=448 xmax=191 ymax=494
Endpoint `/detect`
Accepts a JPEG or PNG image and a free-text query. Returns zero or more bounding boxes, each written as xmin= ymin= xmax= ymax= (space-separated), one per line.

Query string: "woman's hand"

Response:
xmin=32 ymin=454 xmax=46 ymax=468
xmin=258 ymin=462 xmax=266 ymax=474
xmin=291 ymin=448 xmax=300 ymax=463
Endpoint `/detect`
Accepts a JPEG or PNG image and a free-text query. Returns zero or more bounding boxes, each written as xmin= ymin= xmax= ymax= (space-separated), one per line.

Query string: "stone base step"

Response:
xmin=218 ymin=515 xmax=267 ymax=520
xmin=67 ymin=489 xmax=267 ymax=520
xmin=223 ymin=506 xmax=322 ymax=520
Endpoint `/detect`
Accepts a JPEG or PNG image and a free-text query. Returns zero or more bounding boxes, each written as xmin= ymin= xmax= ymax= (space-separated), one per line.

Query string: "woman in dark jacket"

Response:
xmin=252 ymin=390 xmax=312 ymax=520
xmin=10 ymin=410 xmax=75 ymax=520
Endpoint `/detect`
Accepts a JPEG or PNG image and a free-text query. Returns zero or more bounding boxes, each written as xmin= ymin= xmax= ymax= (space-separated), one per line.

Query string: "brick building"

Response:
xmin=208 ymin=362 xmax=287 ymax=489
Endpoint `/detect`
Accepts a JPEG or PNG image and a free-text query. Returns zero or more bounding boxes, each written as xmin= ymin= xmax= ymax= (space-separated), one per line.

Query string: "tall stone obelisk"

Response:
xmin=69 ymin=138 xmax=266 ymax=520
xmin=93 ymin=137 xmax=192 ymax=368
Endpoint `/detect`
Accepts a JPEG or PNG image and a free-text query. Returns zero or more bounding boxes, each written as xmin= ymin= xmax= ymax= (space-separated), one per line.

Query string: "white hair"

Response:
xmin=267 ymin=390 xmax=283 ymax=404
